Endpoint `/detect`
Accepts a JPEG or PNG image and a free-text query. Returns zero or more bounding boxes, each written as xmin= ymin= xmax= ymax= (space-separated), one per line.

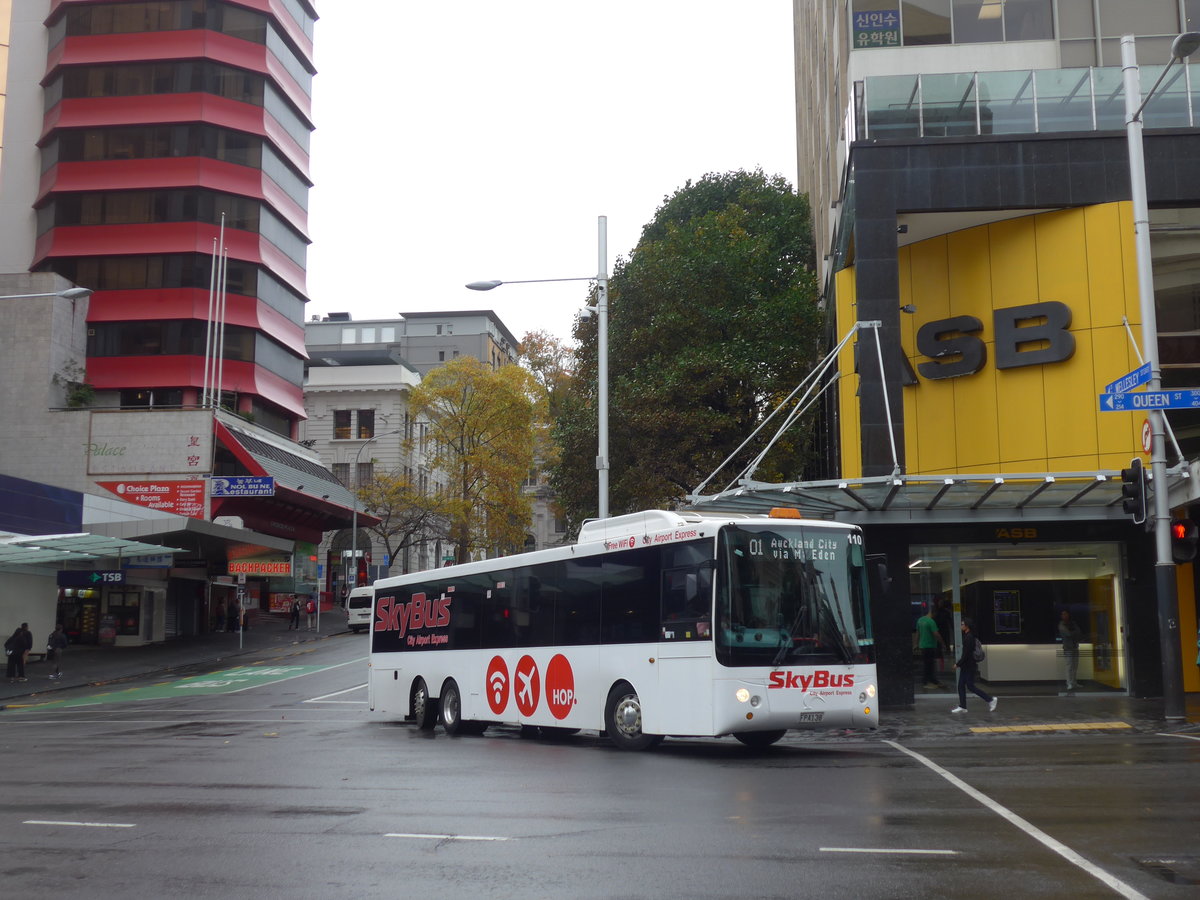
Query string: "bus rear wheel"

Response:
xmin=733 ymin=729 xmax=787 ymax=748
xmin=412 ymin=678 xmax=438 ymax=731
xmin=605 ymin=683 xmax=662 ymax=751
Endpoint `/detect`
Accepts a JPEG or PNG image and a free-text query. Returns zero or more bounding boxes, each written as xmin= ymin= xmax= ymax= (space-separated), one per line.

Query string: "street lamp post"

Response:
xmin=1122 ymin=31 xmax=1200 ymax=721
xmin=0 ymin=287 xmax=92 ymax=301
xmin=466 ymin=215 xmax=610 ymax=519
xmin=349 ymin=429 xmax=402 ymax=594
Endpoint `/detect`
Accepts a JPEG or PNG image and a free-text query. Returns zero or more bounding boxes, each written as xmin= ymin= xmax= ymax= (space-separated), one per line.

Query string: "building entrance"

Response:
xmin=909 ymin=541 xmax=1126 ymax=694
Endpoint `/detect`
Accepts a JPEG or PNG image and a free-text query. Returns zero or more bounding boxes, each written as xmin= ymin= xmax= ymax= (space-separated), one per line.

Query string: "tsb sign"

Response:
xmin=914 ymin=301 xmax=1075 ymax=381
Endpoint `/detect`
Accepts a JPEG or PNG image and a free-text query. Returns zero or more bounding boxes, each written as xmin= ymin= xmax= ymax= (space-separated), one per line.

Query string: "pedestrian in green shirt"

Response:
xmin=917 ymin=606 xmax=945 ymax=688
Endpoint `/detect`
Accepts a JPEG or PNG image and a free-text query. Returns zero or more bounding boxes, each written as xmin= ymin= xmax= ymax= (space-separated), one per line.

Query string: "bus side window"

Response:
xmin=661 ymin=564 xmax=712 ymax=640
xmin=600 ymin=547 xmax=660 ymax=645
xmin=480 ymin=570 xmax=516 ymax=649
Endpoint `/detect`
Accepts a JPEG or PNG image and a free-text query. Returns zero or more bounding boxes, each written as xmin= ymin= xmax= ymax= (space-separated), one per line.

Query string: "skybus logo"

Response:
xmin=768 ymin=670 xmax=855 ymax=690
xmin=374 ymin=592 xmax=451 ymax=636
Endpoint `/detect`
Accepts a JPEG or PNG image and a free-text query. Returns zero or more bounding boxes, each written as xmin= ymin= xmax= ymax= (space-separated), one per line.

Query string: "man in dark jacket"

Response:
xmin=951 ymin=617 xmax=997 ymax=714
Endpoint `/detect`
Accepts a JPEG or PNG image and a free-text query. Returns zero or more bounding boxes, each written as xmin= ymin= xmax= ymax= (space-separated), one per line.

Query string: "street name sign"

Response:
xmin=1100 ymin=389 xmax=1200 ymax=412
xmin=1104 ymin=362 xmax=1153 ymax=395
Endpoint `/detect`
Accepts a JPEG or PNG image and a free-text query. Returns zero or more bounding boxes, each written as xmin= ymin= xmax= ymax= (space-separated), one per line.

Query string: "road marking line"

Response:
xmin=1157 ymin=732 xmax=1200 ymax=742
xmin=25 ymin=820 xmax=135 ymax=828
xmin=885 ymin=740 xmax=1150 ymax=900
xmin=306 ymin=683 xmax=367 ymax=702
xmin=820 ymin=847 xmax=958 ymax=855
xmin=385 ymin=832 xmax=510 ymax=842
xmin=970 ymin=721 xmax=1131 ymax=734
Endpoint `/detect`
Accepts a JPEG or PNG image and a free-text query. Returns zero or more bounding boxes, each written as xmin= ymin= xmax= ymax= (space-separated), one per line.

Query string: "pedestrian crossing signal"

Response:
xmin=1170 ymin=518 xmax=1198 ymax=563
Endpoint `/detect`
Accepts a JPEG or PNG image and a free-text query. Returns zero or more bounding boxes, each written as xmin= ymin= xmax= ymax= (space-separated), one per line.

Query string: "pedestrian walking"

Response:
xmin=289 ymin=596 xmax=301 ymax=630
xmin=1058 ymin=609 xmax=1083 ymax=693
xmin=305 ymin=595 xmax=316 ymax=630
xmin=916 ymin=605 xmax=946 ymax=688
xmin=46 ymin=623 xmax=69 ymax=679
xmin=951 ymin=618 xmax=997 ymax=714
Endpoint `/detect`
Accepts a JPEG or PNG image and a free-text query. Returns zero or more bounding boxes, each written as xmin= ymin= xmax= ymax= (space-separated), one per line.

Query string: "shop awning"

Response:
xmin=687 ymin=469 xmax=1189 ymax=525
xmin=0 ymin=532 xmax=183 ymax=566
xmin=214 ymin=420 xmax=377 ymax=535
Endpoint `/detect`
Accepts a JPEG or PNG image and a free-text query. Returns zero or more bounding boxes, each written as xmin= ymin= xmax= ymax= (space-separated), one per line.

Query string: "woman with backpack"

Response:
xmin=951 ymin=617 xmax=998 ymax=715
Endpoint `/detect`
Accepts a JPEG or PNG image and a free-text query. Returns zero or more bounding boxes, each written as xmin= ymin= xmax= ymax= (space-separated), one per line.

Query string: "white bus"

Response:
xmin=367 ymin=508 xmax=878 ymax=750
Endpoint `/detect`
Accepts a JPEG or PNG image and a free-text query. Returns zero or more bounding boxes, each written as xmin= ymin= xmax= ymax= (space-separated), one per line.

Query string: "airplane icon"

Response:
xmin=516 ymin=665 xmax=535 ymax=706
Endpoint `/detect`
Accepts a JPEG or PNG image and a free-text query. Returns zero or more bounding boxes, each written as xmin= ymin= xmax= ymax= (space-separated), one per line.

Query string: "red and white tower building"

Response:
xmin=2 ymin=0 xmax=317 ymax=436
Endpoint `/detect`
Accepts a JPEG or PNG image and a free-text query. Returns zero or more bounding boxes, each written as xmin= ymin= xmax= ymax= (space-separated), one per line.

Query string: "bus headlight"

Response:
xmin=736 ymin=688 xmax=750 ymax=703
xmin=858 ymin=684 xmax=877 ymax=704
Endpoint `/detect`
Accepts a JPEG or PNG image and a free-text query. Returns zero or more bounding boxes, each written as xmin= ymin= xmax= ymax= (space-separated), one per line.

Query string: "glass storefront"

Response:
xmin=910 ymin=541 xmax=1126 ymax=691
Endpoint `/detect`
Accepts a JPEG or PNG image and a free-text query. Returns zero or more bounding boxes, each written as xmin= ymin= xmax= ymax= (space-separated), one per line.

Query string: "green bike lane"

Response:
xmin=1 ymin=661 xmax=344 ymax=712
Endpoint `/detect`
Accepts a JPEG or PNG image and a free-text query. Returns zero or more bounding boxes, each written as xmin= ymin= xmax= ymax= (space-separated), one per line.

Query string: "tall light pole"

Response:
xmin=349 ymin=429 xmax=402 ymax=593
xmin=1122 ymin=31 xmax=1200 ymax=721
xmin=466 ymin=215 xmax=610 ymax=519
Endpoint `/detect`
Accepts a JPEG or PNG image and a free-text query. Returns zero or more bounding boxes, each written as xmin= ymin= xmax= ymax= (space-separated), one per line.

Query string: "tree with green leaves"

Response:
xmin=409 ymin=355 xmax=543 ymax=564
xmin=551 ymin=169 xmax=822 ymax=533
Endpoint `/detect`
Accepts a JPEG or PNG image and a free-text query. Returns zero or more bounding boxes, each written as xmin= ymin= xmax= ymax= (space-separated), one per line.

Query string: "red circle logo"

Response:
xmin=513 ymin=654 xmax=540 ymax=717
xmin=486 ymin=655 xmax=509 ymax=715
xmin=545 ymin=654 xmax=575 ymax=720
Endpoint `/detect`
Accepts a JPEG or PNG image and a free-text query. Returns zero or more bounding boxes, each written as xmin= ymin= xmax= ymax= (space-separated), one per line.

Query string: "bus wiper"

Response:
xmin=772 ymin=567 xmax=818 ymax=668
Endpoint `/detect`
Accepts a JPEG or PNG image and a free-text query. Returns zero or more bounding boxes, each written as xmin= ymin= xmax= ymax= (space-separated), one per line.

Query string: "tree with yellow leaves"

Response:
xmin=409 ymin=355 xmax=543 ymax=564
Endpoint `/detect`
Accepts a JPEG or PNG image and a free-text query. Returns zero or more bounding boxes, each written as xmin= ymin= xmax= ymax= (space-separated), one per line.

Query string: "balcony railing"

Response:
xmin=855 ymin=63 xmax=1198 ymax=141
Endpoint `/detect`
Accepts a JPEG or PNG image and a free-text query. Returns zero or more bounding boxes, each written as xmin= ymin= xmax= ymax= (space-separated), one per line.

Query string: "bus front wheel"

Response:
xmin=733 ymin=729 xmax=787 ymax=749
xmin=412 ymin=678 xmax=438 ymax=731
xmin=604 ymin=683 xmax=662 ymax=752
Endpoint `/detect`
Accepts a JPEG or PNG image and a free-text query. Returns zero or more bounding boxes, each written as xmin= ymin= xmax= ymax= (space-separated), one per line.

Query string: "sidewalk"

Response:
xmin=1 ymin=607 xmax=351 ymax=708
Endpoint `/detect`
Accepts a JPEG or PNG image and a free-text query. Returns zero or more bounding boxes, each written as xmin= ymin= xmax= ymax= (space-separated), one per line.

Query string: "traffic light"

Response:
xmin=1119 ymin=458 xmax=1147 ymax=526
xmin=1170 ymin=518 xmax=1198 ymax=563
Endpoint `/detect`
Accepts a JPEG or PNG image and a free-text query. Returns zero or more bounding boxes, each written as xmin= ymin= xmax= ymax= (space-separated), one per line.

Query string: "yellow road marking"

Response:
xmin=970 ymin=721 xmax=1132 ymax=733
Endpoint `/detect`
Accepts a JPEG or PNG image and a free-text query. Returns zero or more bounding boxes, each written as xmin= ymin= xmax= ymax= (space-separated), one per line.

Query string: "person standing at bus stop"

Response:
xmin=305 ymin=595 xmax=316 ymax=631
xmin=916 ymin=605 xmax=946 ymax=689
xmin=1058 ymin=609 xmax=1083 ymax=693
xmin=951 ymin=618 xmax=997 ymax=714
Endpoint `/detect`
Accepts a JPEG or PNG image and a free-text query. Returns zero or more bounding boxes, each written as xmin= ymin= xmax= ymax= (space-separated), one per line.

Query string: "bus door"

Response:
xmin=654 ymin=560 xmax=714 ymax=734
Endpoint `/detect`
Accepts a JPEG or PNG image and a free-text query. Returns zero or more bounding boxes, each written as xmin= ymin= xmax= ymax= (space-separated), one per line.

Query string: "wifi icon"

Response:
xmin=486 ymin=656 xmax=510 ymax=715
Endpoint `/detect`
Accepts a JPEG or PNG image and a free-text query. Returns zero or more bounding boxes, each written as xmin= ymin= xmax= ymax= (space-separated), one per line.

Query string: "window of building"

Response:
xmin=333 ymin=409 xmax=352 ymax=440
xmin=1097 ymin=0 xmax=1178 ymax=37
xmin=332 ymin=462 xmax=349 ymax=485
xmin=380 ymin=327 xmax=395 ymax=343
xmin=1189 ymin=0 xmax=1200 ymax=30
xmin=438 ymin=351 xmax=445 ymax=361
xmin=360 ymin=327 xmax=375 ymax=344
xmin=901 ymin=0 xmax=952 ymax=45
xmin=953 ymin=0 xmax=1003 ymax=43
xmin=120 ymin=389 xmax=184 ymax=408
xmin=357 ymin=409 xmax=375 ymax=439
xmin=341 ymin=328 xmax=356 ymax=345
xmin=356 ymin=461 xmax=373 ymax=487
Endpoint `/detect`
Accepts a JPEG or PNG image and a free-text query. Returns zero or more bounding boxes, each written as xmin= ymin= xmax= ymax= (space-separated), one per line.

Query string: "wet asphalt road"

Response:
xmin=0 ymin=636 xmax=1196 ymax=900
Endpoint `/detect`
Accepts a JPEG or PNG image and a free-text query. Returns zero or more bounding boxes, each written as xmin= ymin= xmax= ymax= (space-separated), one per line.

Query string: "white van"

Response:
xmin=346 ymin=586 xmax=374 ymax=633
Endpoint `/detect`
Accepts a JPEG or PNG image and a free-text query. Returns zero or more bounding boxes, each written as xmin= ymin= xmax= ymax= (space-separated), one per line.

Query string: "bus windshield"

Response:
xmin=716 ymin=523 xmax=874 ymax=668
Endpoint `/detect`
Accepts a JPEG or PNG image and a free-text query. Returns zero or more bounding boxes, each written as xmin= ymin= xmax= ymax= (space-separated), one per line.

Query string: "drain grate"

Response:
xmin=1135 ymin=856 xmax=1200 ymax=885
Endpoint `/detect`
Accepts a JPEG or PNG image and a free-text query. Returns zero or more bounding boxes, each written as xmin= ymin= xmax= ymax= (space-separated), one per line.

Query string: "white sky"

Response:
xmin=305 ymin=1 xmax=799 ymax=345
